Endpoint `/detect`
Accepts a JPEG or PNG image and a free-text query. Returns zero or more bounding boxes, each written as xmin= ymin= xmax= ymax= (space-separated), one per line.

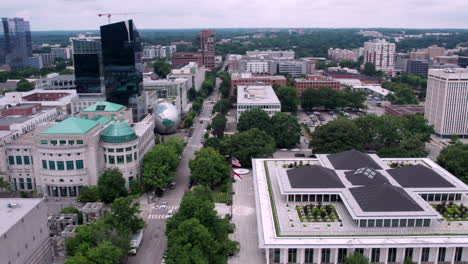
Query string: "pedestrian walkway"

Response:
xmin=148 ymin=214 xmax=170 ymax=220
xmin=153 ymin=205 xmax=179 ymax=210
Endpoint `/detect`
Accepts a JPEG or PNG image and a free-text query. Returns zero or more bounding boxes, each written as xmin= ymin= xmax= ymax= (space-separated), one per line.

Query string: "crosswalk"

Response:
xmin=148 ymin=214 xmax=170 ymax=220
xmin=153 ymin=205 xmax=179 ymax=210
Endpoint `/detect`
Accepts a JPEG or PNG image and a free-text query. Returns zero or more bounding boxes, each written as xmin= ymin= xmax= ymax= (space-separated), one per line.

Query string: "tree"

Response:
xmin=97 ymin=168 xmax=127 ymax=203
xmin=237 ymin=108 xmax=272 ymax=133
xmin=142 ymin=144 xmax=179 ymax=191
xmin=189 ymin=147 xmax=230 ymax=187
xmin=276 ymin=85 xmax=299 ymax=113
xmin=16 ymin=79 xmax=34 ymax=92
xmin=345 ymin=252 xmax=369 ymax=264
xmin=404 ymin=257 xmax=415 ymax=264
xmin=65 ymin=240 xmax=123 ymax=264
xmin=211 ymin=113 xmax=227 ymax=138
xmin=164 ymin=137 xmax=185 ymax=156
xmin=401 ymin=114 xmax=434 ymax=142
xmin=438 ymin=143 xmax=468 ymax=183
xmin=310 ymin=118 xmax=365 ymax=153
xmin=0 ymin=176 xmax=10 ymax=191
xmin=188 ymin=88 xmax=197 ymax=101
xmin=270 ymin=112 xmax=301 ymax=148
xmin=129 ymin=180 xmax=143 ymax=195
xmin=212 ymin=99 xmax=231 ymax=114
xmin=78 ymin=186 xmax=99 ymax=203
xmin=222 ymin=128 xmax=276 ymax=167
xmin=60 ymin=206 xmax=83 ymax=224
xmin=362 ymin=62 xmax=383 ymax=77
xmin=105 ymin=196 xmax=145 ymax=234
xmin=204 ymin=137 xmax=222 ymax=152
xmin=388 ymin=86 xmax=419 ymax=105
xmin=152 ymin=60 xmax=171 ymax=78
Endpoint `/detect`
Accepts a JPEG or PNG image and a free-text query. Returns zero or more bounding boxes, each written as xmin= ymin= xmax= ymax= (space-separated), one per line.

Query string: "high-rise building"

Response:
xmin=100 ymin=20 xmax=145 ymax=122
xmin=363 ymin=39 xmax=395 ymax=74
xmin=70 ymin=35 xmax=105 ymax=95
xmin=425 ymin=68 xmax=468 ymax=138
xmin=199 ymin=30 xmax=215 ymax=70
xmin=406 ymin=59 xmax=429 ymax=76
xmin=0 ymin=17 xmax=32 ymax=69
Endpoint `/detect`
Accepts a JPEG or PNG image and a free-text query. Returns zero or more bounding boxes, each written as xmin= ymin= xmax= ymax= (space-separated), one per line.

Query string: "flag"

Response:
xmin=232 ymin=169 xmax=243 ymax=180
xmin=231 ymin=156 xmax=241 ymax=167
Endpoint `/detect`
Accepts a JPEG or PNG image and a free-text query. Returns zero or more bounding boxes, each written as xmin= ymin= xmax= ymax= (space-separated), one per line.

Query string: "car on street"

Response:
xmin=170 ymin=180 xmax=176 ymax=189
xmin=199 ymin=120 xmax=203 ymax=123
xmin=167 ymin=209 xmax=174 ymax=217
xmin=188 ymin=129 xmax=194 ymax=137
xmin=280 ymin=148 xmax=288 ymax=151
xmin=291 ymin=148 xmax=300 ymax=152
xmin=294 ymin=153 xmax=305 ymax=157
xmin=161 ymin=201 xmax=167 ymax=208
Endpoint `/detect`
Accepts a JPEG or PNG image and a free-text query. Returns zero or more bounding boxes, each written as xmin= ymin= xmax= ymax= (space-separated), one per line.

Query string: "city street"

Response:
xmin=127 ymin=78 xmax=221 ymax=264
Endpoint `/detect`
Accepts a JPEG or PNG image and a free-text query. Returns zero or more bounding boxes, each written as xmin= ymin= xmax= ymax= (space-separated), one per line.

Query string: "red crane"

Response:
xmin=98 ymin=12 xmax=141 ymax=24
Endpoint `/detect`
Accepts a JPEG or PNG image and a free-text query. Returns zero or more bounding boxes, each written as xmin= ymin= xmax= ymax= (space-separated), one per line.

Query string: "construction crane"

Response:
xmin=98 ymin=12 xmax=141 ymax=24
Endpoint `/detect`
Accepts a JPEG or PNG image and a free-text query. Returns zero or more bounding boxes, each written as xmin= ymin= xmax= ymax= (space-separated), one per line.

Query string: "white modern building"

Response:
xmin=425 ymin=68 xmax=468 ymax=138
xmin=143 ymin=78 xmax=189 ymax=114
xmin=242 ymin=60 xmax=273 ymax=74
xmin=237 ymin=85 xmax=281 ymax=121
xmin=0 ymin=198 xmax=53 ymax=264
xmin=4 ymin=101 xmax=155 ymax=196
xmin=167 ymin=62 xmax=206 ymax=91
xmin=34 ymin=73 xmax=76 ymax=90
xmin=352 ymin=85 xmax=392 ymax=100
xmin=364 ymin=39 xmax=396 ymax=74
xmin=246 ymin=50 xmax=295 ymax=60
xmin=143 ymin=45 xmax=176 ymax=59
xmin=253 ymin=150 xmax=468 ymax=264
xmin=328 ymin=48 xmax=357 ymax=62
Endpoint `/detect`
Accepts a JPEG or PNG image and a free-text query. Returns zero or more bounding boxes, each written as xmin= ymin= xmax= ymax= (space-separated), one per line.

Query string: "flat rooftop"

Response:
xmin=237 ymin=85 xmax=280 ymax=105
xmin=0 ymin=198 xmax=44 ymax=236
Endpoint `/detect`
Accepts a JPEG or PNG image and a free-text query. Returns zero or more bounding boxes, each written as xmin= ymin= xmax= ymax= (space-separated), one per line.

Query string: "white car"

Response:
xmin=291 ymin=148 xmax=300 ymax=152
xmin=280 ymin=148 xmax=288 ymax=151
xmin=160 ymin=201 xmax=167 ymax=209
xmin=167 ymin=209 xmax=174 ymax=217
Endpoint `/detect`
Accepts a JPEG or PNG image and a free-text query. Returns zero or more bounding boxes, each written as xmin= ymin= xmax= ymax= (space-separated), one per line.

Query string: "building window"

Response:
xmin=438 ymin=248 xmax=446 ymax=262
xmin=274 ymin=249 xmax=280 ymax=263
xmin=66 ymin=161 xmax=74 ymax=170
xmin=40 ymin=140 xmax=47 ymax=144
xmin=388 ymin=248 xmax=397 ymax=263
xmin=68 ymin=140 xmax=75 ymax=145
xmin=404 ymin=248 xmax=413 ymax=261
xmin=104 ymin=155 xmax=107 ymax=163
xmin=117 ymin=148 xmax=124 ymax=152
xmin=355 ymin=249 xmax=364 ymax=255
xmin=421 ymin=248 xmax=430 ymax=262
xmin=77 ymin=140 xmax=83 ymax=144
xmin=288 ymin=249 xmax=297 ymax=263
xmin=76 ymin=160 xmax=84 ymax=169
xmin=57 ymin=161 xmax=64 ymax=170
xmin=16 ymin=156 xmax=22 ymax=165
xmin=109 ymin=156 xmax=115 ymax=164
xmin=108 ymin=148 xmax=114 ymax=152
xmin=338 ymin=249 xmax=348 ymax=263
xmin=23 ymin=156 xmax=30 ymax=165
xmin=371 ymin=248 xmax=380 ymax=263
xmin=59 ymin=140 xmax=66 ymax=145
xmin=49 ymin=161 xmax=56 ymax=170
xmin=51 ymin=140 xmax=57 ymax=145
xmin=117 ymin=155 xmax=124 ymax=164
xmin=322 ymin=248 xmax=331 ymax=263
xmin=26 ymin=178 xmax=32 ymax=190
xmin=125 ymin=147 xmax=132 ymax=151
xmin=42 ymin=160 xmax=47 ymax=169
xmin=134 ymin=152 xmax=137 ymax=160
xmin=455 ymin=247 xmax=463 ymax=262
xmin=8 ymin=156 xmax=14 ymax=165
xmin=305 ymin=249 xmax=314 ymax=264
xmin=19 ymin=178 xmax=24 ymax=189
xmin=126 ymin=154 xmax=132 ymax=163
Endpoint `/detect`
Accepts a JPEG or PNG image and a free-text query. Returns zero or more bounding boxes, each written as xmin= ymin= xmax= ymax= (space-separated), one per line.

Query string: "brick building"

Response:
xmin=171 ymin=30 xmax=215 ymax=70
xmin=230 ymin=73 xmax=287 ymax=96
xmin=294 ymin=75 xmax=341 ymax=96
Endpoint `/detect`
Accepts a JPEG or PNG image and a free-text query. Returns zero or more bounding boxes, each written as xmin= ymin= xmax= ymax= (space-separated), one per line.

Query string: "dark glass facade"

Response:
xmin=71 ymin=36 xmax=104 ymax=94
xmin=0 ymin=17 xmax=32 ymax=69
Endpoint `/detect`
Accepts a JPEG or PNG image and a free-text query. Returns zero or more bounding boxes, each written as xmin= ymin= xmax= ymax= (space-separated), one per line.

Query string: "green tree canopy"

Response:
xmin=189 ymin=147 xmax=230 ymax=187
xmin=188 ymin=88 xmax=197 ymax=101
xmin=164 ymin=137 xmax=185 ymax=156
xmin=78 ymin=186 xmax=99 ymax=203
xmin=97 ymin=168 xmax=127 ymax=203
xmin=276 ymin=85 xmax=299 ymax=113
xmin=212 ymin=99 xmax=231 ymax=115
xmin=438 ymin=143 xmax=468 ymax=183
xmin=211 ymin=113 xmax=227 ymax=139
xmin=310 ymin=118 xmax=365 ymax=153
xmin=16 ymin=79 xmax=35 ymax=92
xmin=152 ymin=60 xmax=171 ymax=78
xmin=104 ymin=196 xmax=145 ymax=234
xmin=60 ymin=206 xmax=83 ymax=224
xmin=142 ymin=142 xmax=180 ymax=191
xmin=345 ymin=252 xmax=369 ymax=264
xmin=237 ymin=108 xmax=272 ymax=132
xmin=203 ymin=137 xmax=222 ymax=152
xmin=388 ymin=85 xmax=419 ymax=105
xmin=65 ymin=240 xmax=123 ymax=264
xmin=301 ymin=87 xmax=366 ymax=111
xmin=222 ymin=128 xmax=276 ymax=167
xmin=270 ymin=112 xmax=301 ymax=149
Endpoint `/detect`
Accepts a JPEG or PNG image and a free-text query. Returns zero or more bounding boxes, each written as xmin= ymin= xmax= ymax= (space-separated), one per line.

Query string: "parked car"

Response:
xmin=167 ymin=209 xmax=174 ymax=217
xmin=170 ymin=180 xmax=176 ymax=189
xmin=314 ymin=111 xmax=321 ymax=116
xmin=318 ymin=116 xmax=325 ymax=121
xmin=199 ymin=120 xmax=203 ymax=123
xmin=291 ymin=148 xmax=300 ymax=152
xmin=294 ymin=153 xmax=306 ymax=157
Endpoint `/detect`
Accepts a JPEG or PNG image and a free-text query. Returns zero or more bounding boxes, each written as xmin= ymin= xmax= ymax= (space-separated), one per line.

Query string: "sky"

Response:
xmin=3 ymin=0 xmax=468 ymax=31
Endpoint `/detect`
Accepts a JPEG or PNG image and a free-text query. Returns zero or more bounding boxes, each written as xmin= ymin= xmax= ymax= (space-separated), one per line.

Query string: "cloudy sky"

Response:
xmin=3 ymin=0 xmax=468 ymax=31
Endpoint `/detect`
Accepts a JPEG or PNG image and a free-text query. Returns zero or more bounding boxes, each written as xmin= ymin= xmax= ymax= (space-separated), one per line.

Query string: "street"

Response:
xmin=127 ymin=78 xmax=221 ymax=264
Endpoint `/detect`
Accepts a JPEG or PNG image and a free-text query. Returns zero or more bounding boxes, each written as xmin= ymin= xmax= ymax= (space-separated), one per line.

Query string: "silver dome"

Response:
xmin=153 ymin=102 xmax=181 ymax=134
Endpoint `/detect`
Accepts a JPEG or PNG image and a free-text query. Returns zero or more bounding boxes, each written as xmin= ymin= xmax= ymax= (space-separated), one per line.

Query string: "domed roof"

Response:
xmin=100 ymin=121 xmax=137 ymax=143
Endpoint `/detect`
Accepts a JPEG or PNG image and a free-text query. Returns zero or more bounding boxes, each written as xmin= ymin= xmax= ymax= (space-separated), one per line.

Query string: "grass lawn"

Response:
xmin=212 ymin=179 xmax=232 ymax=204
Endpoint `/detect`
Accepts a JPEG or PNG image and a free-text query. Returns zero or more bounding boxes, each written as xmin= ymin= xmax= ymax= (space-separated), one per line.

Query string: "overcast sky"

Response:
xmin=3 ymin=0 xmax=468 ymax=31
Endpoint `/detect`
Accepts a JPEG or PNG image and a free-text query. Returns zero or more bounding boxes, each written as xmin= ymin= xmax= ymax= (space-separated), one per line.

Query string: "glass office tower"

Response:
xmin=0 ymin=18 xmax=32 ymax=69
xmin=100 ymin=20 xmax=144 ymax=122
xmin=71 ymin=36 xmax=105 ymax=94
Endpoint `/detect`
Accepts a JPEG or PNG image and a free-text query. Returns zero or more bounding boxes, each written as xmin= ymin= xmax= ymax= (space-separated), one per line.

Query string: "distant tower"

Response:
xmin=0 ymin=17 xmax=32 ymax=69
xmin=363 ymin=39 xmax=395 ymax=75
xmin=199 ymin=30 xmax=215 ymax=70
xmin=100 ymin=20 xmax=145 ymax=122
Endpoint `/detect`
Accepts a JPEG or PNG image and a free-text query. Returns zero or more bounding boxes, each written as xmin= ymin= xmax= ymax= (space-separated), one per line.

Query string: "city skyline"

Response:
xmin=3 ymin=0 xmax=468 ymax=30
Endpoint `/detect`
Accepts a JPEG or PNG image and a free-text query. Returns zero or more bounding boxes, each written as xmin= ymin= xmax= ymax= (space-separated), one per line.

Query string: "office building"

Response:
xmin=434 ymin=56 xmax=459 ymax=65
xmin=100 ymin=20 xmax=145 ymax=122
xmin=328 ymin=48 xmax=357 ymax=62
xmin=143 ymin=78 xmax=189 ymax=114
xmin=167 ymin=62 xmax=205 ymax=91
xmin=427 ymin=45 xmax=446 ymax=59
xmin=425 ymin=68 xmax=468 ymax=138
xmin=241 ymin=59 xmax=273 ymax=74
xmin=363 ymin=39 xmax=395 ymax=74
xmin=199 ymin=30 xmax=215 ymax=70
xmin=25 ymin=55 xmax=44 ymax=69
xmin=51 ymin=47 xmax=71 ymax=60
xmin=406 ymin=60 xmax=429 ymax=76
xmin=37 ymin=53 xmax=54 ymax=66
xmin=276 ymin=60 xmax=307 ymax=76
xmin=237 ymin=85 xmax=280 ymax=121
xmin=4 ymin=101 xmax=154 ymax=196
xmin=458 ymin=56 xmax=468 ymax=68
xmin=172 ymin=52 xmax=204 ymax=69
xmin=231 ymin=73 xmax=287 ymax=96
xmin=253 ymin=150 xmax=468 ymax=264
xmin=70 ymin=35 xmax=105 ymax=95
xmin=410 ymin=51 xmax=429 ymax=60
xmin=246 ymin=50 xmax=294 ymax=59
xmin=352 ymin=85 xmax=392 ymax=100
xmin=0 ymin=90 xmax=77 ymax=116
xmin=0 ymin=18 xmax=32 ymax=69
xmin=143 ymin=45 xmax=176 ymax=59
xmin=0 ymin=198 xmax=53 ymax=264
xmin=294 ymin=75 xmax=341 ymax=96
xmin=34 ymin=73 xmax=76 ymax=90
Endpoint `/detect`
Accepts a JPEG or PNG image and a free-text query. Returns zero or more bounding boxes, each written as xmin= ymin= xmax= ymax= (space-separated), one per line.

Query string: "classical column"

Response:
xmin=316 ymin=248 xmax=322 ymax=264
xmin=298 ymin=248 xmax=305 ymax=264
xmin=333 ymin=248 xmax=339 ymax=264
xmin=265 ymin=248 xmax=270 ymax=264
xmin=434 ymin=248 xmax=440 ymax=264
xmin=415 ymin=248 xmax=422 ymax=264
xmin=396 ymin=248 xmax=406 ymax=263
xmin=382 ymin=248 xmax=389 ymax=264
xmin=282 ymin=248 xmax=288 ymax=264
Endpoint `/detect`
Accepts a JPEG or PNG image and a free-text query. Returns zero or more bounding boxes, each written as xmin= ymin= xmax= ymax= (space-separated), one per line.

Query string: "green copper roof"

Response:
xmin=91 ymin=114 xmax=111 ymax=125
xmin=41 ymin=117 xmax=99 ymax=135
xmin=100 ymin=121 xmax=137 ymax=143
xmin=82 ymin=101 xmax=125 ymax=112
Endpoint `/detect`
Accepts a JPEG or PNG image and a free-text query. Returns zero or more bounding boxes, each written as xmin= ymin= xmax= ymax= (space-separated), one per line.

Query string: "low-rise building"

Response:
xmin=246 ymin=50 xmax=294 ymax=59
xmin=385 ymin=105 xmax=425 ymax=117
xmin=352 ymin=85 xmax=392 ymax=100
xmin=237 ymin=85 xmax=281 ymax=121
xmin=34 ymin=73 xmax=75 ymax=90
xmin=0 ymin=90 xmax=77 ymax=116
xmin=231 ymin=73 xmax=287 ymax=96
xmin=294 ymin=75 xmax=341 ymax=96
xmin=171 ymin=52 xmax=204 ymax=69
xmin=253 ymin=150 xmax=468 ymax=264
xmin=167 ymin=62 xmax=205 ymax=91
xmin=0 ymin=198 xmax=53 ymax=264
xmin=143 ymin=78 xmax=189 ymax=114
xmin=328 ymin=48 xmax=357 ymax=62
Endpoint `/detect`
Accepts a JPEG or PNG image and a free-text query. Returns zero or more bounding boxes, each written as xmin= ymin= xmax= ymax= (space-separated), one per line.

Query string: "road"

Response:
xmin=127 ymin=78 xmax=221 ymax=264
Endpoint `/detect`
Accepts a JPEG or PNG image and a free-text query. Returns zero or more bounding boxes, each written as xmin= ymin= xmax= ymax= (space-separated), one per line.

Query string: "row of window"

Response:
xmin=104 ymin=146 xmax=137 ymax=153
xmin=357 ymin=218 xmax=431 ymax=228
xmin=237 ymin=104 xmax=280 ymax=109
xmin=420 ymin=193 xmax=462 ymax=201
xmin=41 ymin=160 xmax=84 ymax=170
xmin=274 ymin=247 xmax=464 ymax=263
xmin=104 ymin=153 xmax=137 ymax=164
xmin=8 ymin=156 xmax=32 ymax=166
xmin=12 ymin=178 xmax=33 ymax=190
xmin=40 ymin=139 xmax=84 ymax=146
